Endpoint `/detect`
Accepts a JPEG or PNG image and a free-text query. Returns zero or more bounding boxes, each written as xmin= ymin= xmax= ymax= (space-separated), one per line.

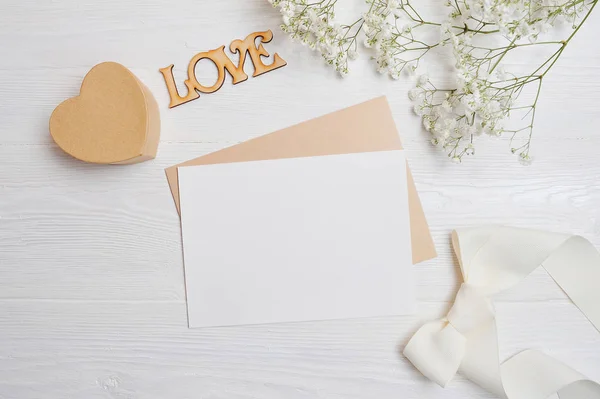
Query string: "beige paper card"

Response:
xmin=165 ymin=96 xmax=436 ymax=264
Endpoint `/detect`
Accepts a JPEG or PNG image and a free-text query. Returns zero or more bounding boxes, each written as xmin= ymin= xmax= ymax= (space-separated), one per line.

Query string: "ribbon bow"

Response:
xmin=404 ymin=226 xmax=600 ymax=399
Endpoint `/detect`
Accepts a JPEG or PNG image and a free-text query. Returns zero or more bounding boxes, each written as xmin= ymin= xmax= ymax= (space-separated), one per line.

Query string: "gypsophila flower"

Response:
xmin=417 ymin=74 xmax=429 ymax=86
xmin=408 ymin=0 xmax=597 ymax=163
xmin=269 ymin=0 xmax=598 ymax=163
xmin=413 ymin=103 xmax=424 ymax=116
xmin=407 ymin=88 xmax=420 ymax=101
xmin=270 ymin=0 xmax=359 ymax=76
xmin=519 ymin=153 xmax=533 ymax=166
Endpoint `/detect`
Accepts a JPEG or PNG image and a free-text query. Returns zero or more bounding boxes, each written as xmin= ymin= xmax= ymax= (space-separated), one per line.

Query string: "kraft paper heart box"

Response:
xmin=49 ymin=62 xmax=160 ymax=164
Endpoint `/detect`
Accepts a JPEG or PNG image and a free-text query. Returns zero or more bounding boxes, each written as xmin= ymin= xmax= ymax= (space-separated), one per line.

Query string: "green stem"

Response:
xmin=489 ymin=37 xmax=517 ymax=73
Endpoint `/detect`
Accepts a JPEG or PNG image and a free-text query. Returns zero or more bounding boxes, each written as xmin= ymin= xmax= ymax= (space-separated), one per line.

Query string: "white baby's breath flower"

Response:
xmin=495 ymin=65 xmax=507 ymax=80
xmin=417 ymin=74 xmax=429 ymax=86
xmin=384 ymin=0 xmax=401 ymax=14
xmin=440 ymin=21 xmax=452 ymax=41
xmin=405 ymin=62 xmax=417 ymax=76
xmin=422 ymin=116 xmax=434 ymax=131
xmin=273 ymin=0 xmax=593 ymax=163
xmin=441 ymin=100 xmax=452 ymax=112
xmin=518 ymin=153 xmax=533 ymax=165
xmin=408 ymin=88 xmax=420 ymax=101
xmin=400 ymin=24 xmax=412 ymax=34
xmin=413 ymin=103 xmax=424 ymax=116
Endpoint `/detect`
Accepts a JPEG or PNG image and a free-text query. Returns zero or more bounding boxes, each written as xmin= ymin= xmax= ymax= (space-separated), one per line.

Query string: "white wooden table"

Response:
xmin=1 ymin=1 xmax=599 ymax=398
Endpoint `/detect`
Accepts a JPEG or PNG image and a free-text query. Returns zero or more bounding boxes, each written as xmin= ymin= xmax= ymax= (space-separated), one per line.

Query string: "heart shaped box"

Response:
xmin=50 ymin=62 xmax=160 ymax=164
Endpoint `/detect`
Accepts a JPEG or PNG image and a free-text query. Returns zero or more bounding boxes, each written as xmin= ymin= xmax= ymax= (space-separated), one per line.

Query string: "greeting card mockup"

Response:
xmin=178 ymin=150 xmax=414 ymax=328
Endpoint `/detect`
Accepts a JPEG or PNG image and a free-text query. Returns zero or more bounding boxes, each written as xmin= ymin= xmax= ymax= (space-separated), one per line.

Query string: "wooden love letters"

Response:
xmin=159 ymin=30 xmax=287 ymax=108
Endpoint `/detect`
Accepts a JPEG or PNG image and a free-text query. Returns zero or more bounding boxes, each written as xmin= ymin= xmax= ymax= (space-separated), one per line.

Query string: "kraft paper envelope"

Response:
xmin=165 ymin=96 xmax=437 ymax=264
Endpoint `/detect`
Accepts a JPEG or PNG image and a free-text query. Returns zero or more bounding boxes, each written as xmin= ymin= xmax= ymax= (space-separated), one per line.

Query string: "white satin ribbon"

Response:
xmin=404 ymin=226 xmax=600 ymax=399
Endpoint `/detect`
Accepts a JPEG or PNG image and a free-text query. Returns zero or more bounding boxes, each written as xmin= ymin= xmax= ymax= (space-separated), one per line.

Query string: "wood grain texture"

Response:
xmin=1 ymin=0 xmax=599 ymax=398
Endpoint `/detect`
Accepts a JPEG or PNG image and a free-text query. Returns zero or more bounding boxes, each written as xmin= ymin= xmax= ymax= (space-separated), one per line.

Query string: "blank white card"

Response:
xmin=178 ymin=150 xmax=414 ymax=328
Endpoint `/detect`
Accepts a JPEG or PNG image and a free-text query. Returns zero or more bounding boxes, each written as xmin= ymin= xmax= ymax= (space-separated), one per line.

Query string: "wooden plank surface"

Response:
xmin=1 ymin=1 xmax=599 ymax=398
